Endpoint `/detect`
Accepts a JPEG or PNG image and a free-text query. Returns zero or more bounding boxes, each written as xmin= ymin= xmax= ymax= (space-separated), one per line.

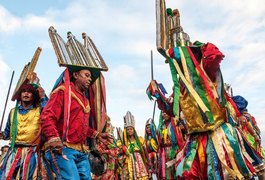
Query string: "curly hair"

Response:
xmin=17 ymin=84 xmax=40 ymax=107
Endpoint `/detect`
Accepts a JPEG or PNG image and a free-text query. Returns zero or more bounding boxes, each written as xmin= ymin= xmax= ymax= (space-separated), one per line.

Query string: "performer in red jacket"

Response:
xmin=41 ymin=27 xmax=111 ymax=179
xmin=41 ymin=68 xmax=111 ymax=179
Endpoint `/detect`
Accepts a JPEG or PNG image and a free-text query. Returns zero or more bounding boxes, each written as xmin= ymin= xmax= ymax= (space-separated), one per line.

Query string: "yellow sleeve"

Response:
xmin=150 ymin=138 xmax=158 ymax=152
xmin=138 ymin=136 xmax=145 ymax=145
xmin=117 ymin=140 xmax=122 ymax=148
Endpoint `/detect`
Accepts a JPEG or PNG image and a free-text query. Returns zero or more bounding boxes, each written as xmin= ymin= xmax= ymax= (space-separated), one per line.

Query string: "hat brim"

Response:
xmin=65 ymin=64 xmax=102 ymax=83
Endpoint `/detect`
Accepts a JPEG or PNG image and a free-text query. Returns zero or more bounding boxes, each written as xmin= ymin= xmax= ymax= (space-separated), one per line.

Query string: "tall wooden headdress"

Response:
xmin=11 ymin=47 xmax=42 ymax=101
xmin=48 ymin=26 xmax=108 ymax=132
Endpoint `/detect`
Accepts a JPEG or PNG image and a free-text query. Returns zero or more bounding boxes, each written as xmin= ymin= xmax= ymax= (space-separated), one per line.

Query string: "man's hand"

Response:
xmin=49 ymin=139 xmax=64 ymax=155
xmin=97 ymin=132 xmax=113 ymax=144
xmin=37 ymin=87 xmax=45 ymax=99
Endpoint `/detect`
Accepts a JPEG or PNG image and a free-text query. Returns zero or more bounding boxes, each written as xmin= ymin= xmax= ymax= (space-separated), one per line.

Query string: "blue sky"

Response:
xmin=0 ymin=0 xmax=264 ymax=147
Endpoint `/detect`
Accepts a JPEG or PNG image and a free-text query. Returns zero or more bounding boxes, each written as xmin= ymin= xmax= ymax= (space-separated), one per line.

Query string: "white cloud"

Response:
xmin=0 ymin=6 xmax=21 ymax=33
xmin=0 ymin=57 xmax=14 ymax=134
xmin=0 ymin=56 xmax=11 ymax=86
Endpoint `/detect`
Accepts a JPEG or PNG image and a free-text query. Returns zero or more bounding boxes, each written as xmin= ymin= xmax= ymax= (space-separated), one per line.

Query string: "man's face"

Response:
xmin=21 ymin=91 xmax=33 ymax=103
xmin=162 ymin=112 xmax=170 ymax=121
xmin=75 ymin=69 xmax=92 ymax=91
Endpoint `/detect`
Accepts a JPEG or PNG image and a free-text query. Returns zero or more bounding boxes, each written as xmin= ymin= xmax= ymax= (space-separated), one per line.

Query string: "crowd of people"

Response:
xmin=0 ymin=1 xmax=264 ymax=179
xmin=0 ymin=78 xmax=264 ymax=180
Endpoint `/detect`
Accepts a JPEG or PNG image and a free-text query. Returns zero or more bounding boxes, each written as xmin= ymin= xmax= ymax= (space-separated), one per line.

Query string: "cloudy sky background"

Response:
xmin=0 ymin=0 xmax=264 ymax=147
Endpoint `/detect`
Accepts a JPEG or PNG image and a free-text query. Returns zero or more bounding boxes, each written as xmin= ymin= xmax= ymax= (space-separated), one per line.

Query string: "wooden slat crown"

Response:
xmin=11 ymin=47 xmax=42 ymax=101
xmin=48 ymin=26 xmax=108 ymax=71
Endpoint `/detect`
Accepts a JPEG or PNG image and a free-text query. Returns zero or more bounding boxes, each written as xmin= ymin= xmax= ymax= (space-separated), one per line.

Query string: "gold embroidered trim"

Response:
xmin=51 ymin=85 xmax=65 ymax=95
xmin=70 ymin=92 xmax=90 ymax=113
xmin=51 ymin=85 xmax=90 ymax=113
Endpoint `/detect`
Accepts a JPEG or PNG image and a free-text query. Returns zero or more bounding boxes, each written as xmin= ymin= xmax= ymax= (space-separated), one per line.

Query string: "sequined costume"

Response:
xmin=149 ymin=42 xmax=265 ymax=179
xmin=148 ymin=1 xmax=265 ymax=178
xmin=119 ymin=111 xmax=149 ymax=180
xmin=93 ymin=117 xmax=119 ymax=180
xmin=93 ymin=143 xmax=118 ymax=180
xmin=158 ymin=112 xmax=185 ymax=180
xmin=0 ymin=85 xmax=47 ymax=180
xmin=144 ymin=118 xmax=158 ymax=179
xmin=232 ymin=95 xmax=265 ymax=162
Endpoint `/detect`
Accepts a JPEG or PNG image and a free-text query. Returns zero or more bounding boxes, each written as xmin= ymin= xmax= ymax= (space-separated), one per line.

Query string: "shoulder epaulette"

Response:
xmin=50 ymin=85 xmax=65 ymax=95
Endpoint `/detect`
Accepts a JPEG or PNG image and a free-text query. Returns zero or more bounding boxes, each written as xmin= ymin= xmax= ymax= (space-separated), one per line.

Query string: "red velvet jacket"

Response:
xmin=41 ymin=82 xmax=97 ymax=144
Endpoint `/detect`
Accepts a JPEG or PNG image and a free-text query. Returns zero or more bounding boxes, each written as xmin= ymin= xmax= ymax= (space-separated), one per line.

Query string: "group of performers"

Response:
xmin=0 ymin=77 xmax=264 ymax=180
xmin=0 ymin=0 xmax=264 ymax=179
xmin=145 ymin=1 xmax=265 ymax=179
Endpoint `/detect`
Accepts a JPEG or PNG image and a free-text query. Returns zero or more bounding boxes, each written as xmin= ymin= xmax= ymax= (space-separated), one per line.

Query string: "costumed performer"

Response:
xmin=147 ymin=1 xmax=265 ymax=179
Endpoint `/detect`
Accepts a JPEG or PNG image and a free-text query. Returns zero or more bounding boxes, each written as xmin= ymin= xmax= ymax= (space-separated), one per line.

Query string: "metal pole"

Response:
xmin=150 ymin=50 xmax=157 ymax=120
xmin=151 ymin=50 xmax=154 ymax=80
xmin=0 ymin=71 xmax=15 ymax=131
xmin=152 ymin=100 xmax=157 ymax=121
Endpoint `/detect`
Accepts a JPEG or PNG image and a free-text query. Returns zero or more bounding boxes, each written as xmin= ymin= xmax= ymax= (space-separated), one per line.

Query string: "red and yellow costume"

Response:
xmin=118 ymin=111 xmax=149 ymax=180
xmin=144 ymin=119 xmax=158 ymax=179
xmin=0 ymin=84 xmax=48 ymax=180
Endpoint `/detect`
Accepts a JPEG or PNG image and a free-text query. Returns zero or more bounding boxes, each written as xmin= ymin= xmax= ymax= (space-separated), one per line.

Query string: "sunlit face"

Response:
xmin=21 ymin=91 xmax=33 ymax=103
xmin=126 ymin=126 xmax=134 ymax=136
xmin=162 ymin=111 xmax=170 ymax=121
xmin=146 ymin=124 xmax=151 ymax=134
xmin=74 ymin=69 xmax=92 ymax=91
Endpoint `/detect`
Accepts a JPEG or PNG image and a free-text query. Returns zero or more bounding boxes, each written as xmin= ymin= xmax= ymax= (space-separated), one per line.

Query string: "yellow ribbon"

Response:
xmin=197 ymin=136 xmax=206 ymax=175
xmin=211 ymin=125 xmax=243 ymax=179
xmin=166 ymin=48 xmax=209 ymax=113
xmin=179 ymin=47 xmax=192 ymax=84
xmin=162 ymin=129 xmax=168 ymax=143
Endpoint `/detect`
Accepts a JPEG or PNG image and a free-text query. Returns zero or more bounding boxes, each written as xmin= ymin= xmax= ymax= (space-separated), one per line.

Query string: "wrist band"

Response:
xmin=48 ymin=137 xmax=61 ymax=144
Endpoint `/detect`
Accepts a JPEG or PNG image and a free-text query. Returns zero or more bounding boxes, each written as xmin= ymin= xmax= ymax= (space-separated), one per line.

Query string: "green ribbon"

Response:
xmin=181 ymin=47 xmax=215 ymax=124
xmin=168 ymin=57 xmax=180 ymax=116
xmin=206 ymin=136 xmax=214 ymax=180
xmin=11 ymin=101 xmax=19 ymax=151
xmin=222 ymin=123 xmax=249 ymax=176
xmin=183 ymin=136 xmax=198 ymax=172
xmin=207 ymin=136 xmax=220 ymax=180
xmin=128 ymin=143 xmax=136 ymax=161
